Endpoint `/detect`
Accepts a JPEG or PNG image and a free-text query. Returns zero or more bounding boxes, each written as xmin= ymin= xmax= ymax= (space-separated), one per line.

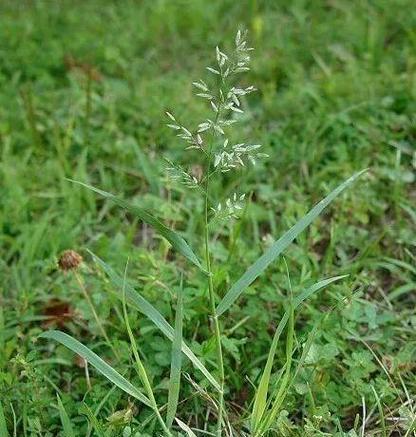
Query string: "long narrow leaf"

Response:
xmin=0 ymin=402 xmax=9 ymax=437
xmin=291 ymin=320 xmax=320 ymax=384
xmin=68 ymin=179 xmax=204 ymax=271
xmin=57 ymin=394 xmax=75 ymax=437
xmin=175 ymin=418 xmax=197 ymax=437
xmin=256 ymin=264 xmax=296 ymax=436
xmin=79 ymin=404 xmax=107 ymax=437
xmin=259 ymin=319 xmax=320 ymax=436
xmin=251 ymin=275 xmax=347 ymax=430
xmin=371 ymin=386 xmax=387 ymax=437
xmin=166 ymin=282 xmax=184 ymax=428
xmin=122 ymin=262 xmax=157 ymax=404
xmin=40 ymin=331 xmax=152 ymax=408
xmin=216 ymin=169 xmax=366 ymax=316
xmin=120 ymin=261 xmax=171 ymax=435
xmin=90 ymin=251 xmax=222 ymax=393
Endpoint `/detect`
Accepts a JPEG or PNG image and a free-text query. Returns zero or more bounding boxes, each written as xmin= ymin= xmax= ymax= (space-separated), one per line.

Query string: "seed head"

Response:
xmin=164 ymin=30 xmax=265 ymax=221
xmin=58 ymin=250 xmax=83 ymax=272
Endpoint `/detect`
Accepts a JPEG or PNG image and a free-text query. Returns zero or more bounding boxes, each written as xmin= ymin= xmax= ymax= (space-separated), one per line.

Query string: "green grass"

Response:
xmin=1 ymin=1 xmax=416 ymax=436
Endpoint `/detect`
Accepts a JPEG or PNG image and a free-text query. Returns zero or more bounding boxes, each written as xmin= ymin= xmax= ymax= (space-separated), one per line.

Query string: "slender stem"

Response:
xmin=121 ymin=263 xmax=173 ymax=437
xmin=204 ymin=158 xmax=225 ymax=437
xmin=74 ymin=272 xmax=121 ymax=361
xmin=125 ymin=312 xmax=173 ymax=437
xmin=85 ymin=73 xmax=92 ymax=143
xmin=84 ymin=361 xmax=91 ymax=390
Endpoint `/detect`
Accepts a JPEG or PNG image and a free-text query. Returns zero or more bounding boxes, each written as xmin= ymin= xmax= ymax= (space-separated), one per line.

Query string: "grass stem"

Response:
xmin=74 ymin=272 xmax=121 ymax=362
xmin=204 ymin=156 xmax=225 ymax=437
xmin=121 ymin=262 xmax=173 ymax=437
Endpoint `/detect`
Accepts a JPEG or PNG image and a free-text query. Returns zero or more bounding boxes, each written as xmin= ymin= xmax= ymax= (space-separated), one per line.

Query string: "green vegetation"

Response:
xmin=1 ymin=1 xmax=415 ymax=436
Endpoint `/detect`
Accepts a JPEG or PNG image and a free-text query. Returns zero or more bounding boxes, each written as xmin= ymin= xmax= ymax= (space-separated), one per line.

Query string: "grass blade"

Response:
xmin=371 ymin=386 xmax=387 ymax=437
xmin=68 ymin=179 xmax=204 ymax=271
xmin=56 ymin=394 xmax=75 ymax=437
xmin=255 ymin=262 xmax=295 ymax=436
xmin=216 ymin=169 xmax=366 ymax=317
xmin=40 ymin=330 xmax=152 ymax=408
xmin=175 ymin=418 xmax=197 ymax=437
xmin=166 ymin=281 xmax=184 ymax=428
xmin=121 ymin=260 xmax=173 ymax=437
xmin=79 ymin=403 xmax=107 ymax=437
xmin=0 ymin=402 xmax=9 ymax=437
xmin=251 ymin=275 xmax=347 ymax=431
xmin=90 ymin=251 xmax=221 ymax=393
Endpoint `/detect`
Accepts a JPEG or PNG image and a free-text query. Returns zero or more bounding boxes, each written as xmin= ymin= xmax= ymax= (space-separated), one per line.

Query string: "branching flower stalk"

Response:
xmin=74 ymin=272 xmax=121 ymax=360
xmin=204 ymin=143 xmax=225 ymax=435
xmin=166 ymin=30 xmax=267 ymax=436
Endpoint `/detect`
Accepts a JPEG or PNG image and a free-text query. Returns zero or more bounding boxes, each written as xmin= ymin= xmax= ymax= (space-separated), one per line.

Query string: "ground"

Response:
xmin=0 ymin=1 xmax=415 ymax=436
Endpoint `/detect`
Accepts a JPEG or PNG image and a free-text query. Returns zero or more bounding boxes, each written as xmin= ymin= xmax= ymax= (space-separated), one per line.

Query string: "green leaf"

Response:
xmin=251 ymin=275 xmax=347 ymax=431
xmin=68 ymin=179 xmax=204 ymax=271
xmin=79 ymin=404 xmax=107 ymax=437
xmin=40 ymin=331 xmax=152 ymax=408
xmin=166 ymin=282 xmax=184 ymax=428
xmin=90 ymin=251 xmax=221 ymax=393
xmin=121 ymin=263 xmax=158 ymax=407
xmin=175 ymin=418 xmax=197 ymax=437
xmin=371 ymin=386 xmax=387 ymax=437
xmin=0 ymin=402 xmax=9 ymax=437
xmin=57 ymin=394 xmax=75 ymax=437
xmin=216 ymin=169 xmax=366 ymax=316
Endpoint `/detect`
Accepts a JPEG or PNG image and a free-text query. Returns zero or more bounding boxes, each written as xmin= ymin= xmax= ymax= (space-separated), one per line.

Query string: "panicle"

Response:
xmin=211 ymin=193 xmax=246 ymax=220
xmin=164 ymin=30 xmax=267 ymax=220
xmin=165 ymin=158 xmax=200 ymax=189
